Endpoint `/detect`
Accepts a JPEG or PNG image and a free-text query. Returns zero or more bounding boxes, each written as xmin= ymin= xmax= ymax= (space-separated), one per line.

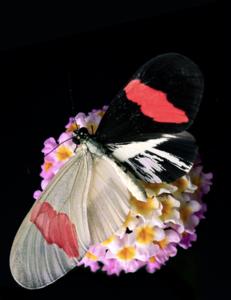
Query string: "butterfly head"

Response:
xmin=73 ymin=127 xmax=90 ymax=145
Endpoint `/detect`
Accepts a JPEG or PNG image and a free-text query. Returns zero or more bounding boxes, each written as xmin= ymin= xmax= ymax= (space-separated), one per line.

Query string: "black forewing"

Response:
xmin=95 ymin=53 xmax=204 ymax=144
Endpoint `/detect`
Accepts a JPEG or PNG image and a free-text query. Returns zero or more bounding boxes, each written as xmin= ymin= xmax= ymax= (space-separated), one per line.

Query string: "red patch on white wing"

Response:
xmin=30 ymin=201 xmax=79 ymax=258
xmin=124 ymin=79 xmax=189 ymax=123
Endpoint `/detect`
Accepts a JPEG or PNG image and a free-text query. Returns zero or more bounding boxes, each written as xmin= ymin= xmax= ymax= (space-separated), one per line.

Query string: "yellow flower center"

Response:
xmin=192 ymin=175 xmax=201 ymax=187
xmin=130 ymin=196 xmax=158 ymax=216
xmin=85 ymin=251 xmax=98 ymax=261
xmin=56 ymin=145 xmax=73 ymax=161
xmin=180 ymin=205 xmax=192 ymax=223
xmin=158 ymin=238 xmax=168 ymax=249
xmin=101 ymin=235 xmax=115 ymax=246
xmin=44 ymin=161 xmax=53 ymax=172
xmin=143 ymin=182 xmax=167 ymax=195
xmin=136 ymin=226 xmax=154 ymax=244
xmin=117 ymin=246 xmax=136 ymax=261
xmin=160 ymin=196 xmax=173 ymax=220
xmin=66 ymin=123 xmax=78 ymax=132
xmin=97 ymin=111 xmax=105 ymax=118
xmin=173 ymin=177 xmax=189 ymax=193
xmin=122 ymin=212 xmax=133 ymax=228
xmin=149 ymin=256 xmax=156 ymax=263
xmin=87 ymin=123 xmax=97 ymax=134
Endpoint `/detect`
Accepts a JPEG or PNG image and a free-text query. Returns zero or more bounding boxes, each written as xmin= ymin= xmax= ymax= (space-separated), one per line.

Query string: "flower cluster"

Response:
xmin=34 ymin=106 xmax=212 ymax=275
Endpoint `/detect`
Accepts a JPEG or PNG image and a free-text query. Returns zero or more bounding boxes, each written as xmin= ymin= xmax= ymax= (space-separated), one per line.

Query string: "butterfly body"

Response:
xmin=10 ymin=53 xmax=204 ymax=289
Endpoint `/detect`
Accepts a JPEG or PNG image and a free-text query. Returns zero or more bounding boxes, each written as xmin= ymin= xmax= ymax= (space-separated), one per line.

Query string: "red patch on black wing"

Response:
xmin=124 ymin=79 xmax=189 ymax=124
xmin=95 ymin=53 xmax=203 ymax=143
xmin=30 ymin=201 xmax=79 ymax=258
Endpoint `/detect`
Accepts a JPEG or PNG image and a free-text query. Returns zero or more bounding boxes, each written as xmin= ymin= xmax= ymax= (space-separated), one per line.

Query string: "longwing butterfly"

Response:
xmin=10 ymin=53 xmax=203 ymax=289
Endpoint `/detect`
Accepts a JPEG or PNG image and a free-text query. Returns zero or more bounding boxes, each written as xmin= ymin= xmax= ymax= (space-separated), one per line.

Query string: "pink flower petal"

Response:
xmin=33 ymin=190 xmax=42 ymax=200
xmin=102 ymin=259 xmax=122 ymax=276
xmin=42 ymin=137 xmax=57 ymax=154
xmin=58 ymin=132 xmax=72 ymax=144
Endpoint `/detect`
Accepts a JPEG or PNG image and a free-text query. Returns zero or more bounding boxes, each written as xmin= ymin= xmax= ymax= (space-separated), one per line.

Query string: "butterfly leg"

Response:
xmin=74 ymin=145 xmax=78 ymax=153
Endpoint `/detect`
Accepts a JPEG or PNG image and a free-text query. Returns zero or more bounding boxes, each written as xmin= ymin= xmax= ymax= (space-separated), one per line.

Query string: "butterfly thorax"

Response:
xmin=73 ymin=127 xmax=106 ymax=157
xmin=73 ymin=127 xmax=90 ymax=144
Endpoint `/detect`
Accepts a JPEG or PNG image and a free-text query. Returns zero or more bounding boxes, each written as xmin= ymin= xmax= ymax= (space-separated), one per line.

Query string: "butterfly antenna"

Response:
xmin=44 ymin=74 xmax=79 ymax=158
xmin=68 ymin=71 xmax=75 ymax=114
xmin=44 ymin=137 xmax=74 ymax=157
xmin=67 ymin=71 xmax=78 ymax=129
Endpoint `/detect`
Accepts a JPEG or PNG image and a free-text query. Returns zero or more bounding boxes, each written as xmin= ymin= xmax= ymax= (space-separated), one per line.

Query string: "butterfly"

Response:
xmin=10 ymin=53 xmax=203 ymax=289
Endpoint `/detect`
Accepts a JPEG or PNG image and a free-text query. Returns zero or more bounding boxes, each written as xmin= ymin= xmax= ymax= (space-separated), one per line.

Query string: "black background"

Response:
xmin=0 ymin=1 xmax=226 ymax=299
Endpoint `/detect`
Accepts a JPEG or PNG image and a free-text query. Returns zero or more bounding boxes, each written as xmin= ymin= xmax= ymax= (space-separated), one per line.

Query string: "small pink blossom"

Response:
xmin=40 ymin=157 xmax=56 ymax=180
xmin=146 ymin=258 xmax=162 ymax=273
xmin=42 ymin=137 xmax=57 ymax=155
xmin=179 ymin=197 xmax=201 ymax=232
xmin=75 ymin=112 xmax=87 ymax=128
xmin=78 ymin=245 xmax=106 ymax=272
xmin=201 ymin=172 xmax=213 ymax=195
xmin=190 ymin=165 xmax=213 ymax=198
xmin=101 ymin=259 xmax=123 ymax=276
xmin=156 ymin=244 xmax=178 ymax=264
xmin=33 ymin=190 xmax=42 ymax=200
xmin=195 ymin=203 xmax=207 ymax=219
xmin=179 ymin=232 xmax=197 ymax=249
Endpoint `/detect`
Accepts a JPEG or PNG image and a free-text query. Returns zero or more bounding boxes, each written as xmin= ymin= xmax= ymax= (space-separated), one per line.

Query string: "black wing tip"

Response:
xmin=138 ymin=52 xmax=204 ymax=86
xmin=144 ymin=52 xmax=203 ymax=71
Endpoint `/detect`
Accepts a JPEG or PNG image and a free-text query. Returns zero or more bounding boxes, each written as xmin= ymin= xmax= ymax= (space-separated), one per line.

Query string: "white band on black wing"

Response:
xmin=106 ymin=132 xmax=197 ymax=183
